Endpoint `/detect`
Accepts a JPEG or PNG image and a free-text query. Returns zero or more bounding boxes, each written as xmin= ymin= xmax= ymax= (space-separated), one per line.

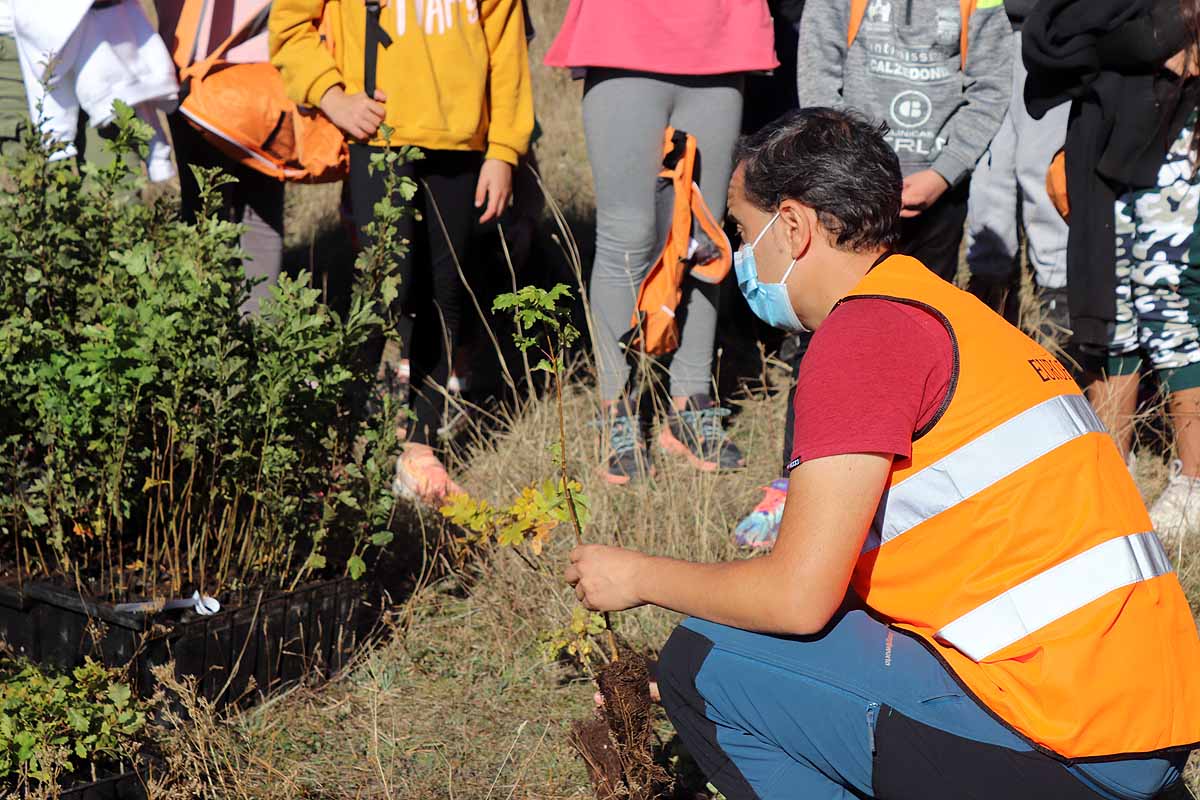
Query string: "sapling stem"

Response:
xmin=548 ymin=345 xmax=619 ymax=664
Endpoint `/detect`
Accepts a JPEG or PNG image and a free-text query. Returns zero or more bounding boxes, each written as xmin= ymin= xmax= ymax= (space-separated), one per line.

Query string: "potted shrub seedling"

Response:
xmin=0 ymin=108 xmax=410 ymax=702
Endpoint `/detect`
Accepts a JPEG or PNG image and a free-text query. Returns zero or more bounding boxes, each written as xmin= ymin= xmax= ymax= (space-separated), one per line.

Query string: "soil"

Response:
xmin=571 ymin=651 xmax=671 ymax=800
xmin=570 ymin=716 xmax=625 ymax=800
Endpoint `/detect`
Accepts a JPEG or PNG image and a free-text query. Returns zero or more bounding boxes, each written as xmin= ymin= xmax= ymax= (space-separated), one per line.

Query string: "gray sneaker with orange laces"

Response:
xmin=658 ymin=395 xmax=745 ymax=472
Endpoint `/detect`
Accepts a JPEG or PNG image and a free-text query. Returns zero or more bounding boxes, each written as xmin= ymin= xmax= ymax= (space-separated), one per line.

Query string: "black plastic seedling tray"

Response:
xmin=0 ymin=577 xmax=380 ymax=709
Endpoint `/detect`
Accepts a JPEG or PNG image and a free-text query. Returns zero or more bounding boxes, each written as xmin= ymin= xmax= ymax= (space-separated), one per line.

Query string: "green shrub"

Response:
xmin=0 ymin=658 xmax=144 ymax=787
xmin=0 ymin=104 xmax=412 ymax=599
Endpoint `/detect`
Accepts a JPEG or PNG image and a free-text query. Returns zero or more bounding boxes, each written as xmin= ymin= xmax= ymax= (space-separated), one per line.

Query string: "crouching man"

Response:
xmin=566 ymin=108 xmax=1200 ymax=800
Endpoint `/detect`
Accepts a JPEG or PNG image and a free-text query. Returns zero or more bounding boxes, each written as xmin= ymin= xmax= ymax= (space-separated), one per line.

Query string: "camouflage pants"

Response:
xmin=1103 ymin=119 xmax=1200 ymax=393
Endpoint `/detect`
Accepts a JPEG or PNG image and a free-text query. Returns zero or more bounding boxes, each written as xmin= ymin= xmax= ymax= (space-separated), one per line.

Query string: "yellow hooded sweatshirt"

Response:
xmin=269 ymin=0 xmax=533 ymax=165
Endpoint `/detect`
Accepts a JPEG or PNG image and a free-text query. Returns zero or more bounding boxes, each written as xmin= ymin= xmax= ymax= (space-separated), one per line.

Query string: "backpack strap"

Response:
xmin=959 ymin=0 xmax=976 ymax=68
xmin=847 ymin=0 xmax=868 ymax=51
xmin=364 ymin=0 xmax=393 ymax=98
xmin=848 ymin=0 xmax=976 ymax=69
xmin=181 ymin=0 xmax=272 ymax=83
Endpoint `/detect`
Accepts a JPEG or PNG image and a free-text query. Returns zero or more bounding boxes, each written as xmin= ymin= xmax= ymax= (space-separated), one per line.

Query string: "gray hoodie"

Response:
xmin=797 ymin=0 xmax=1011 ymax=185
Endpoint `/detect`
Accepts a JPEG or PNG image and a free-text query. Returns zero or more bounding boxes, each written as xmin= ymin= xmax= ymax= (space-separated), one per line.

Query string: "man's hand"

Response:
xmin=565 ymin=544 xmax=648 ymax=612
xmin=900 ymin=169 xmax=950 ymax=219
xmin=475 ymin=158 xmax=513 ymax=223
xmin=319 ymin=85 xmax=387 ymax=141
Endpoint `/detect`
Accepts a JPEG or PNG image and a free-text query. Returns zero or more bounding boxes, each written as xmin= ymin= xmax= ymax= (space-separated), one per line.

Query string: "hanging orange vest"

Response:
xmin=621 ymin=128 xmax=732 ymax=356
xmin=844 ymin=255 xmax=1200 ymax=760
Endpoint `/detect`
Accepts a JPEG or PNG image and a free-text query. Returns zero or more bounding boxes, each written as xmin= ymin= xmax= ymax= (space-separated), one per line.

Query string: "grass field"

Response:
xmin=147 ymin=377 xmax=789 ymax=799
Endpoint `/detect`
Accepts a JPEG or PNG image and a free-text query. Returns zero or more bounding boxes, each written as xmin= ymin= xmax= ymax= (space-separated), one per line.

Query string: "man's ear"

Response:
xmin=778 ymin=199 xmax=814 ymax=260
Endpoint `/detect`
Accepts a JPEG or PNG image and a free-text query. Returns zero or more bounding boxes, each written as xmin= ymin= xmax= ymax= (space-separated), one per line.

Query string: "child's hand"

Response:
xmin=318 ymin=86 xmax=387 ymax=141
xmin=475 ymin=158 xmax=513 ymax=223
xmin=900 ymin=169 xmax=950 ymax=219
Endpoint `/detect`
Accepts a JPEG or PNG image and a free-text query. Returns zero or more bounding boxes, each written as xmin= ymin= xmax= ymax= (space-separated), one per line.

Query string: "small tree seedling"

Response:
xmin=492 ymin=284 xmax=621 ymax=662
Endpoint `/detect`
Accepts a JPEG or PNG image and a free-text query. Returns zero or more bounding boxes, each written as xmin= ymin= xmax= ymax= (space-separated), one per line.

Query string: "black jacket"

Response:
xmin=1023 ymin=0 xmax=1190 ymax=347
xmin=1004 ymin=0 xmax=1039 ymax=30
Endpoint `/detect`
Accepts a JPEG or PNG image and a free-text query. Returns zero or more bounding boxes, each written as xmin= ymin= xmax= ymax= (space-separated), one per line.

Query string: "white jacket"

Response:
xmin=12 ymin=0 xmax=177 ymax=179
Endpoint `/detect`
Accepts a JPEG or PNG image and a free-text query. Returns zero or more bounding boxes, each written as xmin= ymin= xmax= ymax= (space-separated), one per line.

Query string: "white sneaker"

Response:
xmin=1149 ymin=459 xmax=1200 ymax=546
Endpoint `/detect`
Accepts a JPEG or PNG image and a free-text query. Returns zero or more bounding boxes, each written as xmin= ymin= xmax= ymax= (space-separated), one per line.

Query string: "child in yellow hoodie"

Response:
xmin=270 ymin=0 xmax=534 ymax=504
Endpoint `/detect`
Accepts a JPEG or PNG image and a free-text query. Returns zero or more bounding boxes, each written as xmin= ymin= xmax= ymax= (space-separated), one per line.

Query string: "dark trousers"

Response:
xmin=897 ymin=180 xmax=970 ymax=282
xmin=348 ymin=144 xmax=481 ymax=445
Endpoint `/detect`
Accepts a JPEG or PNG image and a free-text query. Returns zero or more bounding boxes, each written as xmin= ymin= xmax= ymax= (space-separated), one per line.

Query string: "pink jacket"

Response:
xmin=544 ymin=0 xmax=778 ymax=76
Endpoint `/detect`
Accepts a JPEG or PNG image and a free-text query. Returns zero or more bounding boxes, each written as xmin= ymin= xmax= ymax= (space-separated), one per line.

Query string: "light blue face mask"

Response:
xmin=733 ymin=212 xmax=807 ymax=333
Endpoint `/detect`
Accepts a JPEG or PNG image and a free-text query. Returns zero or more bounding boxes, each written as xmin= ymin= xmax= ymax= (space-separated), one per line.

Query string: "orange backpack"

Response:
xmin=177 ymin=0 xmax=348 ymax=183
xmin=620 ymin=128 xmax=732 ymax=356
xmin=848 ymin=0 xmax=977 ymax=67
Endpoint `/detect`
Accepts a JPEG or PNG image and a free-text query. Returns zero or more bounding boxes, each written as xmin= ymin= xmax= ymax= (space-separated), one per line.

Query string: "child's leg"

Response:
xmin=347 ymin=143 xmax=419 ymax=378
xmin=581 ymin=69 xmax=673 ymax=404
xmin=1083 ymin=192 xmax=1143 ymax=460
xmin=13 ymin=26 xmax=81 ymax=160
xmin=665 ymin=74 xmax=744 ymax=403
xmin=406 ymin=150 xmax=481 ymax=446
xmin=896 ymin=180 xmax=971 ymax=284
xmin=965 ymin=29 xmax=1020 ymax=308
xmin=237 ymin=179 xmax=285 ymax=317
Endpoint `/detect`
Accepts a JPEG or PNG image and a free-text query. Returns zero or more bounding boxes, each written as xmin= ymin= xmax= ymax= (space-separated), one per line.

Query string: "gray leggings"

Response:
xmin=582 ymin=69 xmax=744 ymax=401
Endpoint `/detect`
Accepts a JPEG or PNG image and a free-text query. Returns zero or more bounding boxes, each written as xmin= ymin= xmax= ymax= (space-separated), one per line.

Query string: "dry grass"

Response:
xmin=526 ymin=0 xmax=593 ymax=218
xmin=136 ymin=362 xmax=1200 ymax=798
xmin=143 ymin=378 xmax=787 ymax=799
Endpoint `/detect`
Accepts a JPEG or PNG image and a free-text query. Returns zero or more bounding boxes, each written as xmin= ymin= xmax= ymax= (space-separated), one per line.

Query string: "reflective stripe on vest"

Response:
xmin=936 ymin=532 xmax=1173 ymax=660
xmin=863 ymin=394 xmax=1105 ymax=553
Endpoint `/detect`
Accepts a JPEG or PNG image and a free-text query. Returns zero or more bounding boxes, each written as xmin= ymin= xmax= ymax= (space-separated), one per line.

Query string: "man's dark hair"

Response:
xmin=734 ymin=108 xmax=902 ymax=252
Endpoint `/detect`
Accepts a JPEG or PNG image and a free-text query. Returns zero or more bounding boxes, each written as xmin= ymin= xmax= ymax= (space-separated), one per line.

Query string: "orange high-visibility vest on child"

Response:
xmin=843 ymin=255 xmax=1200 ymax=759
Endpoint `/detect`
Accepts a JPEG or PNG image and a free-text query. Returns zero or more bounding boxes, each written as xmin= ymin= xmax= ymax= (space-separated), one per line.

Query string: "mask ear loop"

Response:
xmin=750 ymin=211 xmax=781 ymax=249
xmin=778 ymin=257 xmax=798 ymax=285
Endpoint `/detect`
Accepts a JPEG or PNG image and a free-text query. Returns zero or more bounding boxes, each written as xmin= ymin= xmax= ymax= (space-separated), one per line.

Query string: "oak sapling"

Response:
xmin=486 ymin=284 xmax=668 ymax=800
xmin=488 ymin=284 xmax=619 ymax=658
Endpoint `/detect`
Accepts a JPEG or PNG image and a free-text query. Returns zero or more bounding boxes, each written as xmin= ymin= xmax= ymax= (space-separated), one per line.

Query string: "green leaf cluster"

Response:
xmin=0 ymin=102 xmax=411 ymax=596
xmin=492 ymin=283 xmax=579 ymax=355
xmin=0 ymin=658 xmax=144 ymax=786
xmin=538 ymin=605 xmax=609 ymax=669
xmin=440 ymin=478 xmax=590 ymax=557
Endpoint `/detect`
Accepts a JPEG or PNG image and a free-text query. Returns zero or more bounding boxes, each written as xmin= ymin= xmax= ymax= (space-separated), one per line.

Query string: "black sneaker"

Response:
xmin=1035 ymin=286 xmax=1071 ymax=347
xmin=597 ymin=407 xmax=653 ymax=485
xmin=658 ymin=395 xmax=745 ymax=472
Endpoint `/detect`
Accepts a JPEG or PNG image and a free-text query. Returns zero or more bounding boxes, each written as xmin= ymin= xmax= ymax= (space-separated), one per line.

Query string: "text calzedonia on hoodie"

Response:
xmin=797 ymin=0 xmax=1011 ymax=186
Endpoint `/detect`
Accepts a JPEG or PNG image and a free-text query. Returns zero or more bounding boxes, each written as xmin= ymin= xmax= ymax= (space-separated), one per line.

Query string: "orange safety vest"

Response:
xmin=844 ymin=255 xmax=1200 ymax=760
xmin=621 ymin=128 xmax=732 ymax=356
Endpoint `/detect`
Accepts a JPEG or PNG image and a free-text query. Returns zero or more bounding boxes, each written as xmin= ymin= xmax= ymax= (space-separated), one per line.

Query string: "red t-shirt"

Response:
xmin=787 ymin=298 xmax=955 ymax=470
